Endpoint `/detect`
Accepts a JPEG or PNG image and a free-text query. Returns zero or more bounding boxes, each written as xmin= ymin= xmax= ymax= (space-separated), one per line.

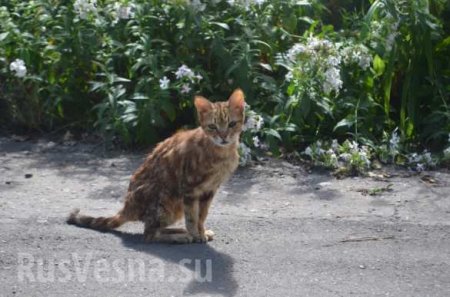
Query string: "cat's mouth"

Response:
xmin=211 ymin=137 xmax=231 ymax=147
xmin=216 ymin=141 xmax=230 ymax=146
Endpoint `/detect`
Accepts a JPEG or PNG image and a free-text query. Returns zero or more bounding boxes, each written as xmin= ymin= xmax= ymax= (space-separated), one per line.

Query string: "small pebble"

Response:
xmin=24 ymin=174 xmax=33 ymax=178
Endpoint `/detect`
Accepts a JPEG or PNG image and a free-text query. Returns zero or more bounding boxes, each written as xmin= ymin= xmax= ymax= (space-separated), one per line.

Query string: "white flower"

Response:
xmin=327 ymin=148 xmax=338 ymax=162
xmin=358 ymin=55 xmax=372 ymax=70
xmin=180 ymin=84 xmax=191 ymax=94
xmin=239 ymin=142 xmax=252 ymax=165
xmin=287 ymin=43 xmax=306 ymax=61
xmin=195 ymin=74 xmax=203 ymax=81
xmin=227 ymin=0 xmax=236 ymax=5
xmin=74 ymin=0 xmax=97 ymax=19
xmin=190 ymin=0 xmax=206 ymax=12
xmin=254 ymin=0 xmax=266 ymax=5
xmin=240 ymin=142 xmax=251 ymax=154
xmin=159 ymin=76 xmax=170 ymax=90
xmin=323 ymin=67 xmax=342 ymax=94
xmin=9 ymin=59 xmax=27 ymax=78
xmin=307 ymin=37 xmax=321 ymax=50
xmin=444 ymin=146 xmax=450 ymax=156
xmin=408 ymin=153 xmax=420 ymax=164
xmin=252 ymin=136 xmax=260 ymax=147
xmin=175 ymin=64 xmax=195 ymax=80
xmin=331 ymin=139 xmax=339 ymax=151
xmin=389 ymin=129 xmax=400 ymax=152
xmin=285 ymin=71 xmax=294 ymax=82
xmin=386 ymin=33 xmax=397 ymax=52
xmin=307 ymin=36 xmax=333 ymax=51
xmin=117 ymin=5 xmax=133 ymax=20
xmin=326 ymin=56 xmax=341 ymax=67
xmin=341 ymin=45 xmax=372 ymax=70
xmin=330 ymin=152 xmax=337 ymax=160
xmin=244 ymin=111 xmax=264 ymax=131
xmin=360 ymin=152 xmax=370 ymax=167
xmin=255 ymin=116 xmax=263 ymax=130
xmin=340 ymin=46 xmax=352 ymax=64
xmin=340 ymin=153 xmax=351 ymax=161
xmin=416 ymin=163 xmax=425 ymax=172
xmin=348 ymin=141 xmax=359 ymax=153
xmin=371 ymin=21 xmax=383 ymax=37
xmin=422 ymin=151 xmax=432 ymax=165
xmin=304 ymin=146 xmax=313 ymax=157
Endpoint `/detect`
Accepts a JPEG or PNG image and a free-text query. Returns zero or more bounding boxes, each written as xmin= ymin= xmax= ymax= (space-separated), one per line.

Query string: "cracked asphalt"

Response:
xmin=0 ymin=136 xmax=449 ymax=297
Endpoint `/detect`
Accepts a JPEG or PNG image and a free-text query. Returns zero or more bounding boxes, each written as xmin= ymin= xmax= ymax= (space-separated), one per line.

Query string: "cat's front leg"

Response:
xmin=198 ymin=191 xmax=215 ymax=241
xmin=184 ymin=197 xmax=206 ymax=243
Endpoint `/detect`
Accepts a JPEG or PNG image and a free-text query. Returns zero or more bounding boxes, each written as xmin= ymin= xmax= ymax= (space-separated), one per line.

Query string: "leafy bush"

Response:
xmin=1 ymin=0 xmax=449 ymax=172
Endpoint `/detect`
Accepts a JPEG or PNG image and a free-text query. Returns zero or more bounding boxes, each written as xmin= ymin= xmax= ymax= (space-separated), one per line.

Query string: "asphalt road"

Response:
xmin=0 ymin=137 xmax=449 ymax=297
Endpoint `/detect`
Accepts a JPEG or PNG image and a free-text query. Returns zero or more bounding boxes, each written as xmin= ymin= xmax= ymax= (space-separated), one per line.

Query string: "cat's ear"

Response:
xmin=194 ymin=96 xmax=212 ymax=119
xmin=228 ymin=88 xmax=245 ymax=114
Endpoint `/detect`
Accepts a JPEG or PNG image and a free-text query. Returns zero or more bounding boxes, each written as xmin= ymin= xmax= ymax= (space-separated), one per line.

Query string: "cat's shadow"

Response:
xmin=108 ymin=229 xmax=238 ymax=297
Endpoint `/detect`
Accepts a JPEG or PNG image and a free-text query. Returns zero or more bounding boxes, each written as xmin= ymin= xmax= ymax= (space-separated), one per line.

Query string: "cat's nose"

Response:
xmin=218 ymin=132 xmax=228 ymax=139
xmin=219 ymin=135 xmax=228 ymax=144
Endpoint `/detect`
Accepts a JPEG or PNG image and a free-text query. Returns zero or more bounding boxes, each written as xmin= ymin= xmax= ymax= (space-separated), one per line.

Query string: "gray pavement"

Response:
xmin=0 ymin=137 xmax=449 ymax=297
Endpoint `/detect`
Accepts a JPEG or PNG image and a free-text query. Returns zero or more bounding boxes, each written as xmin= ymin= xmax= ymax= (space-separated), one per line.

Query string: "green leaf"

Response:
xmin=287 ymin=84 xmax=296 ymax=96
xmin=259 ymin=63 xmax=272 ymax=72
xmin=90 ymin=81 xmax=105 ymax=92
xmin=382 ymin=51 xmax=396 ymax=119
xmin=296 ymin=0 xmax=312 ymax=6
xmin=161 ymin=100 xmax=176 ymax=122
xmin=436 ymin=36 xmax=450 ymax=51
xmin=210 ymin=22 xmax=230 ymax=30
xmin=132 ymin=94 xmax=149 ymax=100
xmin=264 ymin=129 xmax=282 ymax=140
xmin=113 ymin=77 xmax=131 ymax=83
xmin=284 ymin=123 xmax=298 ymax=132
xmin=284 ymin=13 xmax=297 ymax=31
xmin=373 ymin=55 xmax=385 ymax=76
xmin=334 ymin=116 xmax=355 ymax=131
xmin=0 ymin=32 xmax=9 ymax=42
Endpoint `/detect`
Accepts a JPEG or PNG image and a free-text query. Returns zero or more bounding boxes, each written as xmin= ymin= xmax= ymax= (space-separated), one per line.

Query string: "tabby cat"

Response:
xmin=67 ymin=89 xmax=245 ymax=244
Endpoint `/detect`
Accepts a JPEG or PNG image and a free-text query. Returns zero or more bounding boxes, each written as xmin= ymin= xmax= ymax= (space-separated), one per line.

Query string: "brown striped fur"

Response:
xmin=67 ymin=89 xmax=245 ymax=244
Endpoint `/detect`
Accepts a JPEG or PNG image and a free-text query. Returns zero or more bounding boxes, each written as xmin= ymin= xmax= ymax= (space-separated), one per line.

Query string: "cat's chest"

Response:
xmin=188 ymin=153 xmax=238 ymax=196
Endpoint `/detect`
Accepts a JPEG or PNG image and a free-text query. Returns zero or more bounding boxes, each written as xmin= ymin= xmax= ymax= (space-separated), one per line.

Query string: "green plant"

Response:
xmin=364 ymin=0 xmax=449 ymax=145
xmin=1 ymin=0 xmax=449 ymax=170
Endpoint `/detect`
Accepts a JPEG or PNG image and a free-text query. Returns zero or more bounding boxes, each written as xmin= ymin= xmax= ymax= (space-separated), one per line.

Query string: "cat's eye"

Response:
xmin=208 ymin=124 xmax=218 ymax=130
xmin=228 ymin=121 xmax=237 ymax=128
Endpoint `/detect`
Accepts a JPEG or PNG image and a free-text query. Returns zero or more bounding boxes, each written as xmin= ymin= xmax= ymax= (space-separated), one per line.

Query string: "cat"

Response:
xmin=67 ymin=89 xmax=245 ymax=244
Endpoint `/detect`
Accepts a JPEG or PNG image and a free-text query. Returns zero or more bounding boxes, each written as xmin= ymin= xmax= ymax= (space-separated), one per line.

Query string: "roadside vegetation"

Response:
xmin=1 ymin=0 xmax=449 ymax=173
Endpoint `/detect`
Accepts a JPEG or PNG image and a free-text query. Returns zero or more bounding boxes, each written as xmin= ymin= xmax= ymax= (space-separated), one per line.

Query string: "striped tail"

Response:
xmin=67 ymin=208 xmax=126 ymax=230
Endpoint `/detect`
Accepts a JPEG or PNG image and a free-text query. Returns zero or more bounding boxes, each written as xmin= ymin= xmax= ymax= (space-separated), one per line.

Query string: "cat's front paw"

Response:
xmin=192 ymin=232 xmax=209 ymax=243
xmin=204 ymin=229 xmax=215 ymax=241
xmin=193 ymin=230 xmax=214 ymax=243
xmin=192 ymin=234 xmax=208 ymax=243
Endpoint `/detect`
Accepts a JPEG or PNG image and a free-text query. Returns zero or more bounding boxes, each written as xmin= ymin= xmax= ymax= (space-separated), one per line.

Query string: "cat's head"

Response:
xmin=194 ymin=88 xmax=245 ymax=147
